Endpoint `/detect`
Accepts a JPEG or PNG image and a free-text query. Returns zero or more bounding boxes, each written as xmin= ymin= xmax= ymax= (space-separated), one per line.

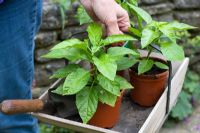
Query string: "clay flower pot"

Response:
xmin=89 ymin=90 xmax=124 ymax=128
xmin=129 ymin=58 xmax=169 ymax=107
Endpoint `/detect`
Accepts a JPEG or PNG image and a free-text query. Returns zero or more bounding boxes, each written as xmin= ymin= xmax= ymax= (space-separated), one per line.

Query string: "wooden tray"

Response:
xmin=32 ymin=57 xmax=189 ymax=133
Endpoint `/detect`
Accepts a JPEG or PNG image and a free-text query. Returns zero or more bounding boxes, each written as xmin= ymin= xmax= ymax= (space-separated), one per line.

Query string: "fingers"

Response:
xmin=80 ymin=0 xmax=99 ymax=21
xmin=105 ymin=17 xmax=122 ymax=36
xmin=116 ymin=4 xmax=131 ymax=32
xmin=81 ymin=0 xmax=130 ymax=36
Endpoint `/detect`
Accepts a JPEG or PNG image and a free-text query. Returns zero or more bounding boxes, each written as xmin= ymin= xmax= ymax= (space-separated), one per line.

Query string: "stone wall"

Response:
xmin=34 ymin=0 xmax=200 ymax=87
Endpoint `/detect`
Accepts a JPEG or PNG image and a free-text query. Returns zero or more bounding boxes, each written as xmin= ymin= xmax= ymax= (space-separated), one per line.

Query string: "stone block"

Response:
xmin=35 ymin=31 xmax=58 ymax=48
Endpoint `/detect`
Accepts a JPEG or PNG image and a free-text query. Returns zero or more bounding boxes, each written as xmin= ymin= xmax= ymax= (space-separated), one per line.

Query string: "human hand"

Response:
xmin=80 ymin=0 xmax=130 ymax=36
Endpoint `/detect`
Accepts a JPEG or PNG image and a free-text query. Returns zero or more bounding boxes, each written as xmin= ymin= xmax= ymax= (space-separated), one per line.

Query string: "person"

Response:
xmin=0 ymin=0 xmax=130 ymax=132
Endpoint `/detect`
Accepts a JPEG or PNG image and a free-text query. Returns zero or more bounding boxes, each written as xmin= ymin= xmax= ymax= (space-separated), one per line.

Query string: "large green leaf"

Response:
xmin=154 ymin=62 xmax=168 ymax=70
xmin=127 ymin=3 xmax=152 ymax=24
xmin=87 ymin=23 xmax=102 ymax=46
xmin=141 ymin=28 xmax=160 ymax=48
xmin=76 ymin=5 xmax=92 ymax=25
xmin=42 ymin=49 xmax=69 ymax=59
xmin=93 ymin=54 xmax=117 ymax=80
xmin=51 ymin=84 xmax=65 ymax=95
xmin=107 ymin=47 xmax=139 ymax=58
xmin=50 ymin=64 xmax=80 ymax=79
xmin=63 ymin=68 xmax=90 ymax=95
xmin=97 ymin=74 xmax=121 ymax=96
xmin=160 ymin=42 xmax=185 ymax=61
xmin=159 ymin=25 xmax=177 ymax=41
xmin=51 ymin=39 xmax=84 ymax=50
xmin=171 ymin=92 xmax=193 ymax=120
xmin=116 ymin=56 xmax=139 ymax=71
xmin=98 ymin=86 xmax=117 ymax=107
xmin=76 ymin=86 xmax=98 ymax=123
xmin=115 ymin=76 xmax=133 ymax=89
xmin=138 ymin=59 xmax=154 ymax=75
xmin=163 ymin=21 xmax=196 ymax=30
xmin=128 ymin=27 xmax=141 ymax=37
xmin=102 ymin=34 xmax=135 ymax=46
xmin=42 ymin=48 xmax=90 ymax=61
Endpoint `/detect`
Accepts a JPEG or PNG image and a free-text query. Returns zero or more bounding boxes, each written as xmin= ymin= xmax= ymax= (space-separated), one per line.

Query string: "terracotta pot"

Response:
xmin=129 ymin=58 xmax=169 ymax=107
xmin=89 ymin=90 xmax=124 ymax=128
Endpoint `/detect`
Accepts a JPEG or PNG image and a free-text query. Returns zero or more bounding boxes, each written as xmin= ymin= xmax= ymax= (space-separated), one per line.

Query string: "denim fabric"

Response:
xmin=0 ymin=0 xmax=42 ymax=132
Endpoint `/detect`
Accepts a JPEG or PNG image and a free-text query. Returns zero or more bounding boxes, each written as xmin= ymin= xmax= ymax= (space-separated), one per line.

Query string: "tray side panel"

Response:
xmin=139 ymin=58 xmax=189 ymax=133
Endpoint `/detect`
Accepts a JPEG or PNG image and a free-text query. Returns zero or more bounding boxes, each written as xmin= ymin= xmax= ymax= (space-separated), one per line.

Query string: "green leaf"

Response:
xmin=171 ymin=91 xmax=193 ymax=120
xmin=160 ymin=41 xmax=185 ymax=61
xmin=50 ymin=64 xmax=80 ymax=79
xmin=138 ymin=59 xmax=154 ymax=75
xmin=107 ymin=47 xmax=139 ymax=58
xmin=159 ymin=25 xmax=177 ymax=41
xmin=42 ymin=49 xmax=69 ymax=59
xmin=128 ymin=27 xmax=141 ymax=37
xmin=98 ymin=86 xmax=117 ymax=107
xmin=115 ymin=76 xmax=133 ymax=89
xmin=192 ymin=85 xmax=200 ymax=101
xmin=141 ymin=28 xmax=160 ymax=48
xmin=129 ymin=0 xmax=138 ymax=6
xmin=164 ymin=21 xmax=196 ymax=30
xmin=187 ymin=71 xmax=200 ymax=81
xmin=76 ymin=5 xmax=92 ymax=25
xmin=76 ymin=86 xmax=98 ymax=123
xmin=93 ymin=54 xmax=117 ymax=80
xmin=116 ymin=56 xmax=139 ymax=71
xmin=51 ymin=39 xmax=84 ymax=50
xmin=63 ymin=68 xmax=90 ymax=95
xmin=42 ymin=48 xmax=90 ymax=61
xmin=102 ymin=34 xmax=135 ymax=46
xmin=154 ymin=62 xmax=169 ymax=70
xmin=51 ymin=84 xmax=65 ymax=95
xmin=127 ymin=3 xmax=152 ymax=24
xmin=97 ymin=74 xmax=121 ymax=96
xmin=87 ymin=23 xmax=103 ymax=46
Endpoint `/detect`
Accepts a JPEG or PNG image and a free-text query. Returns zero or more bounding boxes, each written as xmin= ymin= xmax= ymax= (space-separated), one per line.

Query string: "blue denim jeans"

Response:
xmin=0 ymin=0 xmax=42 ymax=132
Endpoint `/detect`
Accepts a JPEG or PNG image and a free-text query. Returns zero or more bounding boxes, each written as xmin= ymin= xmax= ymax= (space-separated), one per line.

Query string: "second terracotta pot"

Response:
xmin=89 ymin=90 xmax=124 ymax=128
xmin=129 ymin=60 xmax=169 ymax=107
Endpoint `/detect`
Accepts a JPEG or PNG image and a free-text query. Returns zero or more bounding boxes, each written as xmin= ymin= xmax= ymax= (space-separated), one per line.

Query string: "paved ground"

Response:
xmin=160 ymin=101 xmax=200 ymax=133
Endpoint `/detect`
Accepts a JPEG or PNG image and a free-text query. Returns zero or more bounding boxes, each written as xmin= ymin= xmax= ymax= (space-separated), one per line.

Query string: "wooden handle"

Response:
xmin=0 ymin=99 xmax=44 ymax=115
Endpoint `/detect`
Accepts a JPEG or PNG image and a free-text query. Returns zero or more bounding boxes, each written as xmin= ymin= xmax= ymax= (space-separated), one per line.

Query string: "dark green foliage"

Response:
xmin=43 ymin=23 xmax=136 ymax=123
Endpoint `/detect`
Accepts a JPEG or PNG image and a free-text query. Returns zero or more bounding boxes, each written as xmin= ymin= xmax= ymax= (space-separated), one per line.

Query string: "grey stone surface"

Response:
xmin=40 ymin=3 xmax=79 ymax=30
xmin=175 ymin=11 xmax=200 ymax=27
xmin=34 ymin=61 xmax=65 ymax=86
xmin=153 ymin=12 xmax=174 ymax=22
xmin=143 ymin=2 xmax=174 ymax=15
xmin=35 ymin=31 xmax=58 ymax=48
xmin=35 ymin=48 xmax=51 ymax=63
xmin=34 ymin=1 xmax=200 ymax=88
xmin=60 ymin=25 xmax=87 ymax=40
xmin=40 ymin=3 xmax=61 ymax=30
xmin=173 ymin=0 xmax=200 ymax=9
xmin=141 ymin=0 xmax=166 ymax=5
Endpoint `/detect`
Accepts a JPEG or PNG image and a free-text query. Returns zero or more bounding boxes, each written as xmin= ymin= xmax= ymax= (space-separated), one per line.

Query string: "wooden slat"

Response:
xmin=33 ymin=113 xmax=119 ymax=133
xmin=139 ymin=58 xmax=189 ymax=133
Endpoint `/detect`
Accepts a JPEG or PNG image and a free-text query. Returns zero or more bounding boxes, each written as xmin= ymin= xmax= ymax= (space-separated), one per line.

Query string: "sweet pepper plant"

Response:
xmin=42 ymin=22 xmax=138 ymax=123
xmin=117 ymin=0 xmax=196 ymax=74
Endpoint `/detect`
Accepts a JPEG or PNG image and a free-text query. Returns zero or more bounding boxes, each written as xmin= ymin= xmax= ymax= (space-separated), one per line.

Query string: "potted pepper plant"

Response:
xmin=116 ymin=0 xmax=196 ymax=106
xmin=42 ymin=22 xmax=138 ymax=128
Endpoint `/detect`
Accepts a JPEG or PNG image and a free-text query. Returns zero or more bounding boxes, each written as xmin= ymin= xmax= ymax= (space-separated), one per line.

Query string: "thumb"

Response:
xmin=105 ymin=18 xmax=122 ymax=36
